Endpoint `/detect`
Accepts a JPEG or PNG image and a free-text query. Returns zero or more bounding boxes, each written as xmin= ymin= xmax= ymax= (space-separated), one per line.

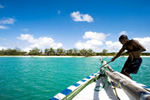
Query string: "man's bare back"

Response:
xmin=123 ymin=39 xmax=145 ymax=59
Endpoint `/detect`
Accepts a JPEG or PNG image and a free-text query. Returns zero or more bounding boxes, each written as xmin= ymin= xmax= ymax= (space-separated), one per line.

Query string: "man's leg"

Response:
xmin=121 ymin=71 xmax=132 ymax=79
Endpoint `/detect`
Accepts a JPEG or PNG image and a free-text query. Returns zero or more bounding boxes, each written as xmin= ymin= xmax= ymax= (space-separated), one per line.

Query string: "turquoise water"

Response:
xmin=0 ymin=57 xmax=150 ymax=100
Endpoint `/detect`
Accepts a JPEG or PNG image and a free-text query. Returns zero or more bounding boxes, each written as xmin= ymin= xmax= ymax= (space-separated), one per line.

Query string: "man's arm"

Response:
xmin=111 ymin=46 xmax=125 ymax=61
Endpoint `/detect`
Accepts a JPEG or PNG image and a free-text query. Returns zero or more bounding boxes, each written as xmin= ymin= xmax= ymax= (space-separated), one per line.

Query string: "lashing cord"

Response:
xmin=111 ymin=81 xmax=121 ymax=100
xmin=95 ymin=64 xmax=120 ymax=100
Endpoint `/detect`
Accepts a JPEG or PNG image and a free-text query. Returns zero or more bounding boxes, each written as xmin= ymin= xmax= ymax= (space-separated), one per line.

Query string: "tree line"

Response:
xmin=0 ymin=47 xmax=150 ymax=56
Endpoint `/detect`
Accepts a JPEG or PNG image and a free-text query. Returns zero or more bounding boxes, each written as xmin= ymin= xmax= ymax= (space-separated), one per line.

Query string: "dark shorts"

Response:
xmin=121 ymin=57 xmax=142 ymax=74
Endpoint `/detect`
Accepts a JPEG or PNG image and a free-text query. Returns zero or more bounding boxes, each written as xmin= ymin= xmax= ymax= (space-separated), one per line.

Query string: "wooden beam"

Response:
xmin=105 ymin=71 xmax=150 ymax=100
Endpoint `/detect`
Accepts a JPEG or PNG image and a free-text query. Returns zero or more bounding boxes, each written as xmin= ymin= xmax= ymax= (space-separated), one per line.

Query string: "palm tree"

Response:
xmin=56 ymin=48 xmax=64 ymax=56
xmin=45 ymin=48 xmax=49 ymax=55
xmin=87 ymin=49 xmax=93 ymax=56
xmin=29 ymin=47 xmax=42 ymax=55
xmin=73 ymin=48 xmax=78 ymax=55
xmin=102 ymin=49 xmax=108 ymax=55
xmin=79 ymin=49 xmax=87 ymax=56
xmin=67 ymin=49 xmax=73 ymax=55
xmin=49 ymin=47 xmax=55 ymax=55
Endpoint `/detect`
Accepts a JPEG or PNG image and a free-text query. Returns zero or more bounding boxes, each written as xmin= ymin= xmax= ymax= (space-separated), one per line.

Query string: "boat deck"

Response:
xmin=50 ymin=59 xmax=150 ymax=100
xmin=72 ymin=76 xmax=135 ymax=100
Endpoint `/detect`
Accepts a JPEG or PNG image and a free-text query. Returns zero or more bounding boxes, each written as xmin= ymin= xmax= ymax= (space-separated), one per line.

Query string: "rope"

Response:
xmin=94 ymin=74 xmax=110 ymax=92
xmin=101 ymin=60 xmax=120 ymax=100
xmin=111 ymin=81 xmax=121 ymax=100
xmin=94 ymin=76 xmax=105 ymax=91
xmin=112 ymin=82 xmax=120 ymax=88
xmin=94 ymin=85 xmax=104 ymax=91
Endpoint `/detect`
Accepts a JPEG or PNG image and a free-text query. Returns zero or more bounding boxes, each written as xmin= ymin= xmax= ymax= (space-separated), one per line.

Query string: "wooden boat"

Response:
xmin=50 ymin=59 xmax=150 ymax=100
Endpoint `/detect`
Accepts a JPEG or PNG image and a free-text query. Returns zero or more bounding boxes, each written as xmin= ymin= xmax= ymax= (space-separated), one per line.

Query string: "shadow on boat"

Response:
xmin=93 ymin=75 xmax=119 ymax=100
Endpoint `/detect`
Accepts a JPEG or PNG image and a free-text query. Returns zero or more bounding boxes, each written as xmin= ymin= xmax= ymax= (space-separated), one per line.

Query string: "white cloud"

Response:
xmin=87 ymin=39 xmax=103 ymax=46
xmin=0 ymin=18 xmax=16 ymax=24
xmin=0 ymin=4 xmax=4 ymax=8
xmin=119 ymin=31 xmax=127 ymax=35
xmin=0 ymin=47 xmax=7 ymax=50
xmin=83 ymin=31 xmax=107 ymax=41
xmin=134 ymin=37 xmax=150 ymax=51
xmin=23 ymin=47 xmax=31 ymax=52
xmin=105 ymin=41 xmax=122 ymax=52
xmin=71 ymin=11 xmax=93 ymax=22
xmin=75 ymin=31 xmax=107 ymax=51
xmin=0 ymin=25 xmax=8 ymax=29
xmin=17 ymin=34 xmax=63 ymax=52
xmin=75 ymin=39 xmax=103 ymax=50
xmin=17 ymin=34 xmax=34 ymax=43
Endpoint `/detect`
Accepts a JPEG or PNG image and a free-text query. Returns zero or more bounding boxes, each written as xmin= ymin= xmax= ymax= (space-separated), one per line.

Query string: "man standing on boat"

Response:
xmin=111 ymin=35 xmax=146 ymax=79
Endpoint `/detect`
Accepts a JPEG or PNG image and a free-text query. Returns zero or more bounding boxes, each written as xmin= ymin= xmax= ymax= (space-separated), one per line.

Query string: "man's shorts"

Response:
xmin=122 ymin=57 xmax=142 ymax=74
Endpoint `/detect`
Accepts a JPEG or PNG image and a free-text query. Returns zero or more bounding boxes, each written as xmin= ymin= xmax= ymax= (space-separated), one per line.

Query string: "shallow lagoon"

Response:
xmin=0 ymin=57 xmax=149 ymax=100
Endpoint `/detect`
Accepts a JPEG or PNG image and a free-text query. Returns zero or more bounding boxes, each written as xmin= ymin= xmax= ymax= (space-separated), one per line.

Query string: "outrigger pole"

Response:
xmin=100 ymin=59 xmax=150 ymax=100
xmin=99 ymin=59 xmax=112 ymax=70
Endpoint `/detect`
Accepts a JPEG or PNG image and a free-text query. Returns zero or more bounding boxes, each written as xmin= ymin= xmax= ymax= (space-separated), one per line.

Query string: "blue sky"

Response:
xmin=0 ymin=0 xmax=150 ymax=52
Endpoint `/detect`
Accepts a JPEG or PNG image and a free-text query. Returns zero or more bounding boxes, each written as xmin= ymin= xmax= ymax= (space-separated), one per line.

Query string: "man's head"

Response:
xmin=119 ymin=35 xmax=129 ymax=45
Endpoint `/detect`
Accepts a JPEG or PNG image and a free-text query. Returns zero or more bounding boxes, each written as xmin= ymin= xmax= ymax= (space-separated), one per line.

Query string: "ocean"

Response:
xmin=0 ymin=56 xmax=150 ymax=100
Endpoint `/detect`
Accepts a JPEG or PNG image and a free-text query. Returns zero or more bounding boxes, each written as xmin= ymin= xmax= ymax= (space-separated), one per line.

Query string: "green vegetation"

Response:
xmin=28 ymin=47 xmax=42 ymax=55
xmin=0 ymin=47 xmax=150 ymax=56
xmin=0 ymin=48 xmax=26 ymax=55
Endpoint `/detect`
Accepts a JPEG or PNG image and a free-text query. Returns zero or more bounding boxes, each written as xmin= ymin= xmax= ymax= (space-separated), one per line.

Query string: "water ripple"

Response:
xmin=0 ymin=57 xmax=150 ymax=100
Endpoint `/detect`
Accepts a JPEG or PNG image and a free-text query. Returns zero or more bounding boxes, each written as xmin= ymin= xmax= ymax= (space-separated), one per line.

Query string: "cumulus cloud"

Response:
xmin=17 ymin=34 xmax=34 ymax=42
xmin=75 ymin=39 xmax=103 ymax=50
xmin=17 ymin=34 xmax=63 ymax=52
xmin=0 ymin=47 xmax=7 ymax=50
xmin=0 ymin=25 xmax=8 ymax=29
xmin=71 ymin=11 xmax=93 ymax=22
xmin=134 ymin=37 xmax=150 ymax=51
xmin=0 ymin=4 xmax=4 ymax=8
xmin=75 ymin=31 xmax=108 ymax=51
xmin=0 ymin=17 xmax=16 ymax=24
xmin=83 ymin=31 xmax=106 ymax=41
xmin=119 ymin=31 xmax=127 ymax=35
xmin=105 ymin=41 xmax=122 ymax=52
